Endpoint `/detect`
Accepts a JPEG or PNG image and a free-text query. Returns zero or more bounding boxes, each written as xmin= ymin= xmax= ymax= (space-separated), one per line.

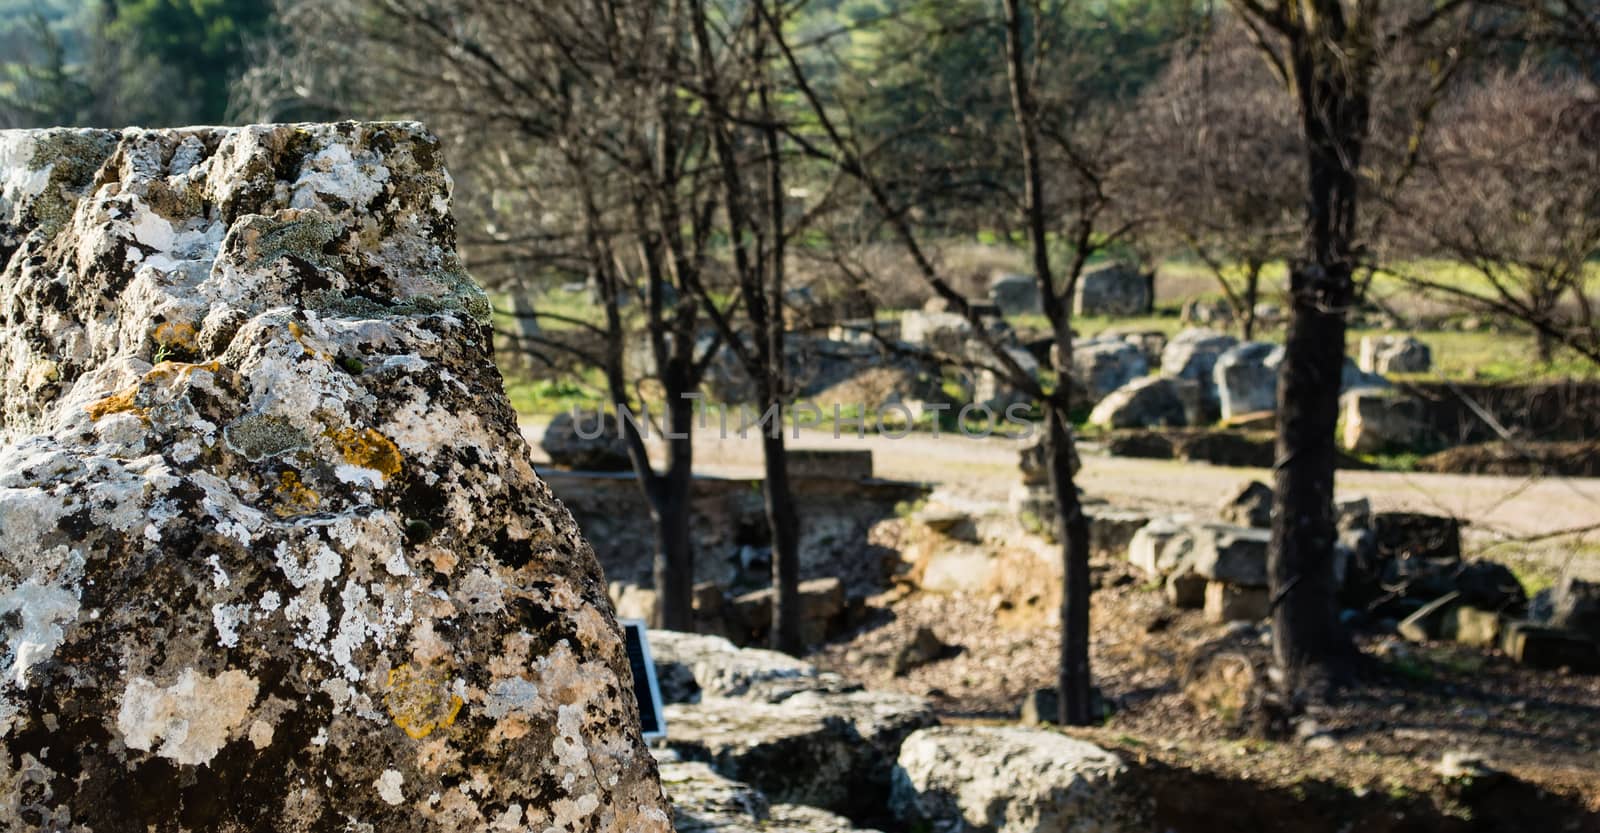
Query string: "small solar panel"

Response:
xmin=619 ymin=619 xmax=666 ymax=740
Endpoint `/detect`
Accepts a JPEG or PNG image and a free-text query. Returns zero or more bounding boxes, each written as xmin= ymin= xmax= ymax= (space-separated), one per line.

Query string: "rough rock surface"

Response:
xmin=648 ymin=629 xmax=859 ymax=704
xmin=660 ymin=759 xmax=883 ymax=833
xmin=890 ymin=726 xmax=1148 ymax=833
xmin=989 ymin=272 xmax=1041 ymax=316
xmin=0 ymin=125 xmax=670 ymax=831
xmin=665 ymin=691 xmax=936 ymax=817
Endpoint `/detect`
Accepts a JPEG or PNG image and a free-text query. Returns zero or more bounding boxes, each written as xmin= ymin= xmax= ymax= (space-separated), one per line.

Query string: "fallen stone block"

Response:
xmin=660 ymin=761 xmax=885 ymax=833
xmin=666 ymin=690 xmax=936 ymax=818
xmin=890 ymin=726 xmax=1149 ymax=833
xmin=1205 ymin=581 xmax=1271 ymax=623
xmin=1191 ymin=525 xmax=1271 ymax=587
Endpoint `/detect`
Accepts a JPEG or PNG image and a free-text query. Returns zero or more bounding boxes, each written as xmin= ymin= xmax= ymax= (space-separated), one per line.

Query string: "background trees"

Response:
xmin=1386 ymin=70 xmax=1600 ymax=364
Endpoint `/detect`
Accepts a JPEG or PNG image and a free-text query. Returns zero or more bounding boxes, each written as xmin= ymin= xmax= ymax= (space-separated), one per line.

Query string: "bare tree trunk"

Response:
xmin=1002 ymin=0 xmax=1094 ymax=725
xmin=760 ymin=73 xmax=803 ymax=656
xmin=1045 ymin=403 xmax=1093 ymax=724
xmin=1271 ymin=29 xmax=1365 ymax=690
xmin=650 ymin=392 xmax=697 ymax=631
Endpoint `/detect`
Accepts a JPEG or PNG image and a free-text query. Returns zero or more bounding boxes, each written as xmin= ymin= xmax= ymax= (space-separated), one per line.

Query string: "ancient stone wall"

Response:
xmin=0 ymin=124 xmax=670 ymax=831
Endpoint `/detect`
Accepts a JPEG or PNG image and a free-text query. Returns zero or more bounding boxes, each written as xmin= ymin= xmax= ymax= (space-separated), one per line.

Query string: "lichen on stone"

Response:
xmin=0 ymin=123 xmax=669 ymax=832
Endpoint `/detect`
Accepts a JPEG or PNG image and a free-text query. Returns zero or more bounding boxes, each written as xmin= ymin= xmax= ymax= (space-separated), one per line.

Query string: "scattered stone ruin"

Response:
xmin=0 ymin=124 xmax=670 ymax=830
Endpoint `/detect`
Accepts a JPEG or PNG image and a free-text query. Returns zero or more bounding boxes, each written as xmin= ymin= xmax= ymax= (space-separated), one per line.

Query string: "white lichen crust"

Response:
xmin=0 ymin=123 xmax=672 ymax=832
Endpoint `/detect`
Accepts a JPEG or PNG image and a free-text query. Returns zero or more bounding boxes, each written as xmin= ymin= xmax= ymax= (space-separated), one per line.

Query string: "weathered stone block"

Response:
xmin=1205 ymin=581 xmax=1271 ymax=623
xmin=667 ymin=691 xmax=935 ymax=818
xmin=890 ymin=726 xmax=1150 ymax=833
xmin=1191 ymin=525 xmax=1271 ymax=587
xmin=0 ymin=125 xmax=669 ymax=830
xmin=1073 ymin=263 xmax=1151 ymax=317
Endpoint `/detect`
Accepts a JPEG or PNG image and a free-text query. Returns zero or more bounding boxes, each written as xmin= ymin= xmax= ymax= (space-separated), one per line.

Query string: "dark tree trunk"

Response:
xmin=763 ymin=425 xmax=803 ymax=655
xmin=1046 ymin=402 xmax=1094 ymax=725
xmin=1271 ymin=25 xmax=1367 ymax=690
xmin=649 ymin=392 xmax=697 ymax=631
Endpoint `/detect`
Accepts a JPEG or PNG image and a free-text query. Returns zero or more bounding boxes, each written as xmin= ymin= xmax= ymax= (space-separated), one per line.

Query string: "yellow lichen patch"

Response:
xmin=152 ymin=321 xmax=198 ymax=352
xmin=327 ymin=427 xmax=403 ymax=480
xmin=272 ymin=471 xmax=319 ymax=517
xmin=386 ymin=663 xmax=464 ymax=740
xmin=85 ymin=385 xmax=145 ymax=422
xmin=143 ymin=360 xmax=222 ymax=385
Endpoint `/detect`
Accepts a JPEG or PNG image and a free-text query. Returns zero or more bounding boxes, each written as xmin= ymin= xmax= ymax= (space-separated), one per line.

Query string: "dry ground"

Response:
xmin=523 ymin=418 xmax=1600 ymax=827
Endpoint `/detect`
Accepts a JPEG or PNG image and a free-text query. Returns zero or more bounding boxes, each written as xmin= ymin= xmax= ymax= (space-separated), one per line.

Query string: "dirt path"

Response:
xmin=523 ymin=417 xmax=1600 ymax=541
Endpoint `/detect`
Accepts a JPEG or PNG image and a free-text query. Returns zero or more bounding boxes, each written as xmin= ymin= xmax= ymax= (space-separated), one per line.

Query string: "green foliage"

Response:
xmin=103 ymin=0 xmax=271 ymax=122
xmin=1 ymin=0 xmax=271 ymax=127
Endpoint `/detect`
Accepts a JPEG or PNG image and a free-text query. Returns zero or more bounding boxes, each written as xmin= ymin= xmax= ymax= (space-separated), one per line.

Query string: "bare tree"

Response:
xmin=1385 ymin=70 xmax=1600 ymax=364
xmin=1222 ymin=0 xmax=1482 ymax=696
xmin=763 ymin=0 xmax=1145 ymax=723
xmin=1125 ymin=18 xmax=1301 ymax=340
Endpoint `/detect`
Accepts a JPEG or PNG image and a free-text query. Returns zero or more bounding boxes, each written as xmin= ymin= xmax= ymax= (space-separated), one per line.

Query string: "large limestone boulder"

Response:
xmin=661 ymin=760 xmax=885 ymax=833
xmin=901 ymin=311 xmax=973 ymax=355
xmin=890 ymin=726 xmax=1148 ymax=833
xmin=666 ymin=691 xmax=936 ymax=818
xmin=1160 ymin=328 xmax=1239 ymax=419
xmin=1359 ymin=335 xmax=1432 ymax=375
xmin=1071 ymin=338 xmax=1149 ymax=404
xmin=1213 ymin=342 xmax=1281 ymax=420
xmin=0 ymin=125 xmax=669 ymax=831
xmin=1072 ymin=262 xmax=1150 ymax=317
xmin=1341 ymin=388 xmax=1436 ymax=453
xmin=647 ymin=630 xmax=859 ymax=704
xmin=1087 ymin=376 xmax=1198 ymax=429
xmin=1191 ymin=524 xmax=1271 ymax=587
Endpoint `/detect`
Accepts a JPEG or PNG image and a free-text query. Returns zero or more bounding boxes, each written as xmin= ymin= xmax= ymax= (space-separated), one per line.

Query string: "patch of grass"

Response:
xmin=503 ymin=369 xmax=609 ymax=416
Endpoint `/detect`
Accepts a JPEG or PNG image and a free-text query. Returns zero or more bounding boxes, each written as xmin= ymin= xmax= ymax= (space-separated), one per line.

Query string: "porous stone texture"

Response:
xmin=666 ymin=691 xmax=936 ymax=818
xmin=648 ymin=629 xmax=857 ymax=704
xmin=1191 ymin=525 xmax=1271 ymax=587
xmin=1341 ymin=388 xmax=1435 ymax=454
xmin=1127 ymin=517 xmax=1194 ymax=578
xmin=0 ymin=125 xmax=670 ymax=831
xmin=660 ymin=760 xmax=884 ymax=833
xmin=1217 ymin=480 xmax=1273 ymax=529
xmin=890 ymin=726 xmax=1148 ymax=833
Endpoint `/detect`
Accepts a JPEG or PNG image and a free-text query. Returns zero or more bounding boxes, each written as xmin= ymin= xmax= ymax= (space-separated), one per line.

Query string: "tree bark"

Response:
xmin=649 ymin=392 xmax=697 ymax=631
xmin=1270 ymin=21 xmax=1367 ymax=689
xmin=763 ymin=426 xmax=803 ymax=654
xmin=1046 ymin=402 xmax=1094 ymax=725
